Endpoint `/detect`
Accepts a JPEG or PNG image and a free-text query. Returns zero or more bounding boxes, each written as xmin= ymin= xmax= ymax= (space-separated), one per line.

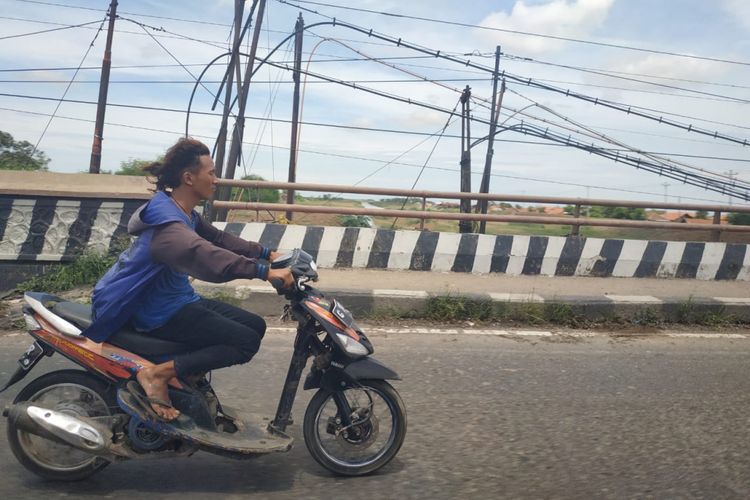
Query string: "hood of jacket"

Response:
xmin=128 ymin=190 xmax=194 ymax=236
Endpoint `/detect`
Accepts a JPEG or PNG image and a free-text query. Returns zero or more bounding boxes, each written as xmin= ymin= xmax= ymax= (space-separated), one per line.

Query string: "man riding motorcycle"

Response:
xmin=84 ymin=137 xmax=293 ymax=421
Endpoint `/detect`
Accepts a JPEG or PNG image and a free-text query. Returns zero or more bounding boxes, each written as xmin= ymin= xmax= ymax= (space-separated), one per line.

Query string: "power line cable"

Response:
xmin=391 ymin=98 xmax=462 ymax=227
xmin=13 ymin=0 xmax=232 ymax=27
xmin=0 ymin=55 xmax=461 ymax=73
xmin=498 ymin=53 xmax=750 ymax=105
xmin=275 ymin=0 xmax=750 ymax=67
xmin=117 ymin=16 xmax=230 ymax=115
xmin=497 ymin=52 xmax=750 ymax=91
xmin=4 ymin=103 xmax=747 ymax=205
xmin=29 ymin=15 xmax=107 ymax=157
xmin=255 ymin=15 xmax=750 ymax=144
xmin=0 ymin=18 xmax=104 ymax=40
xmin=4 ymin=85 xmax=748 ymax=198
xmin=506 ymin=88 xmax=750 ymax=187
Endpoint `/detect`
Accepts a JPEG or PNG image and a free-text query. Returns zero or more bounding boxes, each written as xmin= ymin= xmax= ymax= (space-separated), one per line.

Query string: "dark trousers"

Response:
xmin=148 ymin=298 xmax=266 ymax=378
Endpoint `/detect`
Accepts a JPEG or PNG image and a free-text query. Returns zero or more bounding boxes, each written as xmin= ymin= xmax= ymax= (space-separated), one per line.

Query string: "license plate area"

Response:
xmin=19 ymin=341 xmax=45 ymax=371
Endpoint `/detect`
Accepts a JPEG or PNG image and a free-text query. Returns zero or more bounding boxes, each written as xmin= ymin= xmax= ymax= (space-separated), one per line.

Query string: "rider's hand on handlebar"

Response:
xmin=267 ymin=267 xmax=294 ymax=289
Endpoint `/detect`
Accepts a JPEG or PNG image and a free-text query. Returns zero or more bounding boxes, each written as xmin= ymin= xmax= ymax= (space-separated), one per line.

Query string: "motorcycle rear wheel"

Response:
xmin=6 ymin=370 xmax=117 ymax=481
xmin=303 ymin=379 xmax=406 ymax=476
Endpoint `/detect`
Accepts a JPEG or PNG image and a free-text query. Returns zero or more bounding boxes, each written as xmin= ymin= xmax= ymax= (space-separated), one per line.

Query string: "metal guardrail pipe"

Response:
xmin=217 ymin=179 xmax=750 ymax=213
xmin=212 ymin=201 xmax=750 ymax=232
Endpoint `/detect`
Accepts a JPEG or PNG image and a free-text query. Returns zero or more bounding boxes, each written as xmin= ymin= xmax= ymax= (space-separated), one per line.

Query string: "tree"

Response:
xmin=115 ymin=157 xmax=154 ymax=176
xmin=339 ymin=215 xmax=371 ymax=228
xmin=695 ymin=209 xmax=709 ymax=220
xmin=232 ymin=174 xmax=280 ymax=203
xmin=728 ymin=212 xmax=750 ymax=225
xmin=588 ymin=206 xmax=646 ymax=220
xmin=0 ymin=131 xmax=50 ymax=171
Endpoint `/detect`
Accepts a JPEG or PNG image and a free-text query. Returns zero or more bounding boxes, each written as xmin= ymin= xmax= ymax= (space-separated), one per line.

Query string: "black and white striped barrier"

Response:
xmin=0 ymin=198 xmax=143 ymax=261
xmin=214 ymin=222 xmax=749 ymax=280
xmin=1 ymin=197 xmax=748 ymax=280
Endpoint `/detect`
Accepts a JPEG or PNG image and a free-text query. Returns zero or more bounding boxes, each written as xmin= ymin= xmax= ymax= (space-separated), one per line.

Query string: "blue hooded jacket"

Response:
xmin=83 ymin=191 xmax=191 ymax=342
xmin=84 ymin=190 xmax=270 ymax=343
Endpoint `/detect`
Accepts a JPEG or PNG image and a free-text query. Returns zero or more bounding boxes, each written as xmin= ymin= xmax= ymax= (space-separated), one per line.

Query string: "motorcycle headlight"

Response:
xmin=336 ymin=333 xmax=369 ymax=356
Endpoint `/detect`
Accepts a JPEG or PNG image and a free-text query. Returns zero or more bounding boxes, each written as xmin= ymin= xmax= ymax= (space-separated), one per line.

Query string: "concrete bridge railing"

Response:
xmin=1 ymin=195 xmax=748 ymax=287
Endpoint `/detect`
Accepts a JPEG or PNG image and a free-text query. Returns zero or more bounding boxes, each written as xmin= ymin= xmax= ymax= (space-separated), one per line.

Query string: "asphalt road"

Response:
xmin=0 ymin=328 xmax=749 ymax=499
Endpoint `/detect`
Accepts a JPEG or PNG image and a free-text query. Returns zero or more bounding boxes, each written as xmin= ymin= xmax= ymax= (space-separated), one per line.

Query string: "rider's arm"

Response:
xmin=194 ymin=216 xmax=272 ymax=260
xmin=150 ymin=222 xmax=270 ymax=283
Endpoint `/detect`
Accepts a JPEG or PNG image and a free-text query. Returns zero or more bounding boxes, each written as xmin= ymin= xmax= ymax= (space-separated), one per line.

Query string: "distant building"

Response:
xmin=646 ymin=211 xmax=727 ymax=224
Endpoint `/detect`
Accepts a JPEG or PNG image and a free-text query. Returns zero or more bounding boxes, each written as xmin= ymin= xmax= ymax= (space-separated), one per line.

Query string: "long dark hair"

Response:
xmin=143 ymin=137 xmax=210 ymax=191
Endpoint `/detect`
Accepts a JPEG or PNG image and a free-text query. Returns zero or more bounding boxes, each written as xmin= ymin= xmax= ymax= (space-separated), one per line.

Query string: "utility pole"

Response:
xmin=216 ymin=0 xmax=267 ymax=222
xmin=477 ymin=46 xmax=503 ymax=234
xmin=724 ymin=170 xmax=738 ymax=205
xmin=88 ymin=0 xmax=118 ymax=174
xmin=661 ymin=182 xmax=670 ymax=203
xmin=286 ymin=14 xmax=304 ymax=222
xmin=213 ymin=0 xmax=245 ymax=183
xmin=459 ymin=85 xmax=473 ymax=233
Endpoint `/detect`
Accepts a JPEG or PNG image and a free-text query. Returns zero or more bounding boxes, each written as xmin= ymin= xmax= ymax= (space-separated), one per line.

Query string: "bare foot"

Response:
xmin=136 ymin=365 xmax=180 ymax=421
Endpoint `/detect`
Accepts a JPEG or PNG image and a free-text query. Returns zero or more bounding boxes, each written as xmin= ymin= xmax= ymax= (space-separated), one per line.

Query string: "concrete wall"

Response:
xmin=1 ymin=195 xmax=748 ymax=285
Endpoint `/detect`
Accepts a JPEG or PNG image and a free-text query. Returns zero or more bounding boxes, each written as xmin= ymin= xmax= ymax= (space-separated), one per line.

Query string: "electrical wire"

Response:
xmin=499 ymin=52 xmax=750 ymax=91
xmin=5 ymin=11 xmax=749 ymax=198
xmin=275 ymin=0 xmax=750 ymax=67
xmin=391 ymin=98 xmax=462 ymax=228
xmin=0 ymin=18 xmax=104 ymax=40
xmin=506 ymin=88 xmax=750 ymax=187
xmin=3 ymin=78 xmax=748 ymax=200
xmin=3 ymin=104 xmax=747 ymax=206
xmin=29 ymin=15 xmax=107 ymax=157
xmin=498 ymin=53 xmax=750 ymax=105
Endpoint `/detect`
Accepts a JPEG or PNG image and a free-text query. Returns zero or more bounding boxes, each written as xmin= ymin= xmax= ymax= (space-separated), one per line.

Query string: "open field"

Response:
xmin=225 ymin=197 xmax=750 ymax=243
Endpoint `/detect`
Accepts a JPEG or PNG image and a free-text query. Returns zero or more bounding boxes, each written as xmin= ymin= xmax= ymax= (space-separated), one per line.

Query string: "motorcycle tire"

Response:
xmin=303 ymin=379 xmax=406 ymax=476
xmin=6 ymin=370 xmax=118 ymax=481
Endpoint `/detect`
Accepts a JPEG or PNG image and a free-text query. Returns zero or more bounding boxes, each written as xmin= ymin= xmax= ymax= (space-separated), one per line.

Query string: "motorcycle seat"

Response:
xmin=51 ymin=301 xmax=191 ymax=357
xmin=51 ymin=301 xmax=93 ymax=328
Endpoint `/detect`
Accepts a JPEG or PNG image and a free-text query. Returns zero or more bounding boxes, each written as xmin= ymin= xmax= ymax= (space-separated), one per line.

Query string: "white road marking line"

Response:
xmin=489 ymin=292 xmax=545 ymax=303
xmin=265 ymin=326 xmax=748 ymax=340
xmin=373 ymin=289 xmax=429 ymax=298
xmin=666 ymin=333 xmax=747 ymax=339
xmin=606 ymin=295 xmax=663 ymax=304
xmin=713 ymin=297 xmax=750 ymax=305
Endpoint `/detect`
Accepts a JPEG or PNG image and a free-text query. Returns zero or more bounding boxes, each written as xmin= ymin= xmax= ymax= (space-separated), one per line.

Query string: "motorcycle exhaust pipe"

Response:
xmin=4 ymin=402 xmax=110 ymax=454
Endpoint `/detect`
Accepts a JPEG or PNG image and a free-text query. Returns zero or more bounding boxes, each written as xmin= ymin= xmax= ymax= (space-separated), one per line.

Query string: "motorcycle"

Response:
xmin=1 ymin=249 xmax=406 ymax=480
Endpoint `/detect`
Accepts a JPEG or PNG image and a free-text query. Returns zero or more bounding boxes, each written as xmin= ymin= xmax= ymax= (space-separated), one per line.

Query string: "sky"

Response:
xmin=1 ymin=0 xmax=749 ymax=206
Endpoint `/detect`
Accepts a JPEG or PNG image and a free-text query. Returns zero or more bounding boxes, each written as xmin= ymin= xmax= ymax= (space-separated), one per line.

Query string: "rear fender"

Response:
xmin=303 ymin=356 xmax=400 ymax=391
xmin=0 ymin=341 xmax=53 ymax=393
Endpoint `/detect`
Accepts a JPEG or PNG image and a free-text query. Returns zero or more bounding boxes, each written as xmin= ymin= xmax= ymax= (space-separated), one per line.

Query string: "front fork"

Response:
xmin=268 ymin=322 xmax=356 ymax=433
xmin=269 ymin=327 xmax=312 ymax=433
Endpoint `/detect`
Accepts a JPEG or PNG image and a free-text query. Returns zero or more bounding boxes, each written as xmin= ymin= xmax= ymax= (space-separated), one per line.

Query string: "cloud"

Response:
xmin=476 ymin=0 xmax=615 ymax=54
xmin=722 ymin=0 xmax=750 ymax=29
xmin=618 ymin=54 xmax=725 ymax=82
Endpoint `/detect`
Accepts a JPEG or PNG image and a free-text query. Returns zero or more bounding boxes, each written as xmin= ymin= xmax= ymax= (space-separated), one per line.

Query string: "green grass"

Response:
xmin=16 ymin=252 xmax=117 ymax=294
xmin=416 ymin=294 xmax=748 ymax=327
xmin=15 ymin=237 xmax=130 ymax=294
xmin=423 ymin=296 xmax=586 ymax=326
xmin=675 ymin=299 xmax=738 ymax=326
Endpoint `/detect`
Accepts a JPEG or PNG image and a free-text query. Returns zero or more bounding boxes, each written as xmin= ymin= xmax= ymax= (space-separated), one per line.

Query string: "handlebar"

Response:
xmin=270 ymin=249 xmax=319 ymax=296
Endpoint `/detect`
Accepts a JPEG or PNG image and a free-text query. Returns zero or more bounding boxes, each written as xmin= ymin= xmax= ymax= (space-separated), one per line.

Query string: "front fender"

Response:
xmin=303 ymin=356 xmax=401 ymax=391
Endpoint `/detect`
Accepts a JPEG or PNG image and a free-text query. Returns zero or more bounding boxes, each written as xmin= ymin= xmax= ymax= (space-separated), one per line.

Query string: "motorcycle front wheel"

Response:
xmin=6 ymin=370 xmax=117 ymax=481
xmin=303 ymin=379 xmax=406 ymax=476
